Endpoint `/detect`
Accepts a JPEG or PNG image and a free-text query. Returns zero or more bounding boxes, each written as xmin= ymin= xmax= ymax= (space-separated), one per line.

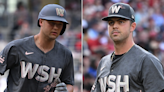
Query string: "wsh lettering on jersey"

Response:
xmin=98 ymin=75 xmax=129 ymax=92
xmin=20 ymin=61 xmax=62 ymax=83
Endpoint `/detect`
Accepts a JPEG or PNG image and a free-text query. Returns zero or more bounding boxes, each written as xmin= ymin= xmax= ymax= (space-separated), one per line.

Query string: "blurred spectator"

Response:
xmin=83 ymin=73 xmax=94 ymax=91
xmin=151 ymin=7 xmax=164 ymax=27
xmin=101 ymin=1 xmax=113 ymax=17
xmin=136 ymin=30 xmax=150 ymax=51
xmin=75 ymin=33 xmax=82 ymax=52
xmin=87 ymin=56 xmax=99 ymax=78
xmin=92 ymin=0 xmax=104 ymax=12
xmin=14 ymin=21 xmax=32 ymax=39
xmin=9 ymin=1 xmax=31 ymax=41
xmin=87 ymin=19 xmax=100 ymax=39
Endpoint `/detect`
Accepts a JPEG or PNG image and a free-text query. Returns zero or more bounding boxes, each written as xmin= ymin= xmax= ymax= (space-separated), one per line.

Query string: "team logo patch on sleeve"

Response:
xmin=0 ymin=56 xmax=5 ymax=63
xmin=56 ymin=8 xmax=64 ymax=17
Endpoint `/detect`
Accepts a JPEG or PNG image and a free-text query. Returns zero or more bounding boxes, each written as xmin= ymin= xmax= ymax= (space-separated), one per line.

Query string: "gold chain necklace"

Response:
xmin=111 ymin=52 xmax=115 ymax=61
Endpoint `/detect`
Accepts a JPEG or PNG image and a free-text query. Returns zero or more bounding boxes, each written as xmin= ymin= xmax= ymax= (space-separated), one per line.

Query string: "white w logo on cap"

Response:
xmin=111 ymin=6 xmax=121 ymax=13
xmin=56 ymin=8 xmax=64 ymax=17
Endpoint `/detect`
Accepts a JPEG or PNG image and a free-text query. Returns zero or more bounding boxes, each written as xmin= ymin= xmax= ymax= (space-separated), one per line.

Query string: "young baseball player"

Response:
xmin=91 ymin=3 xmax=164 ymax=92
xmin=0 ymin=4 xmax=74 ymax=92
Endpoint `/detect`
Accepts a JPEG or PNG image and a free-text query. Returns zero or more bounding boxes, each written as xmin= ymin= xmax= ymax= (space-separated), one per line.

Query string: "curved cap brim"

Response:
xmin=102 ymin=15 xmax=133 ymax=21
xmin=39 ymin=16 xmax=69 ymax=24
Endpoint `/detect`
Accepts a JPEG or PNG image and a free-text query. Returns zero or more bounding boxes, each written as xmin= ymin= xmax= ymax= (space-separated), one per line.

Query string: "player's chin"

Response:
xmin=111 ymin=37 xmax=121 ymax=42
xmin=49 ymin=35 xmax=58 ymax=40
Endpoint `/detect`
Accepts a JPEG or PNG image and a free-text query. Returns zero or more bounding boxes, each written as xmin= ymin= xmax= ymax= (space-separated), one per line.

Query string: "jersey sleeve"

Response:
xmin=141 ymin=54 xmax=164 ymax=92
xmin=0 ymin=43 xmax=19 ymax=75
xmin=60 ymin=51 xmax=74 ymax=85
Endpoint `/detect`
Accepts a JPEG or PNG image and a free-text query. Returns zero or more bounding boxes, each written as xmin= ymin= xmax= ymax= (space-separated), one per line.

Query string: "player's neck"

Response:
xmin=34 ymin=34 xmax=55 ymax=53
xmin=114 ymin=39 xmax=135 ymax=55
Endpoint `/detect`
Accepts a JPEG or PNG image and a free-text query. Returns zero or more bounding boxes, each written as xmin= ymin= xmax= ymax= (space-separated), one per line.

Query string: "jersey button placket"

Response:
xmin=44 ymin=54 xmax=46 ymax=63
xmin=37 ymin=54 xmax=46 ymax=92
xmin=110 ymin=63 xmax=114 ymax=72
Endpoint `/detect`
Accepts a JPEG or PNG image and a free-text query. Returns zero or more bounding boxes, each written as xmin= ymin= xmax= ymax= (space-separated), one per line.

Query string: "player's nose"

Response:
xmin=113 ymin=22 xmax=119 ymax=29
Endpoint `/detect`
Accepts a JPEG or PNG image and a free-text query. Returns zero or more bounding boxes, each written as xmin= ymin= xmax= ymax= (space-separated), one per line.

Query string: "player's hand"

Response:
xmin=54 ymin=82 xmax=68 ymax=92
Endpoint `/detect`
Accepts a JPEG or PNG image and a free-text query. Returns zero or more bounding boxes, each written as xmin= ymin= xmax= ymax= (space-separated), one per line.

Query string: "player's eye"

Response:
xmin=119 ymin=20 xmax=124 ymax=24
xmin=56 ymin=23 xmax=63 ymax=26
xmin=48 ymin=21 xmax=63 ymax=27
xmin=50 ymin=22 xmax=55 ymax=26
xmin=55 ymin=23 xmax=63 ymax=27
xmin=47 ymin=21 xmax=55 ymax=25
xmin=108 ymin=21 xmax=114 ymax=26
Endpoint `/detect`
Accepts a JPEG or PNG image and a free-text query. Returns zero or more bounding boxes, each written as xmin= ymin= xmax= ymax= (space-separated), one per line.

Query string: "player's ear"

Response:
xmin=39 ymin=19 xmax=44 ymax=27
xmin=130 ymin=22 xmax=136 ymax=32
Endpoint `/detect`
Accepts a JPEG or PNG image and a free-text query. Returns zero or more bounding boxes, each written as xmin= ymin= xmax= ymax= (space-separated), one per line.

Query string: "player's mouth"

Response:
xmin=51 ymin=32 xmax=58 ymax=35
xmin=112 ymin=31 xmax=120 ymax=35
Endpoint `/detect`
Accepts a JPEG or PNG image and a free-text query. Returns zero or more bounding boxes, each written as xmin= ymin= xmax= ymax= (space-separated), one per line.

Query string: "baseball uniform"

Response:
xmin=0 ymin=36 xmax=74 ymax=92
xmin=91 ymin=44 xmax=164 ymax=92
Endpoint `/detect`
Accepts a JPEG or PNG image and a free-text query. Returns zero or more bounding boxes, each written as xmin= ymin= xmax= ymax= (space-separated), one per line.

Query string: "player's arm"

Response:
xmin=66 ymin=84 xmax=73 ymax=92
xmin=55 ymin=52 xmax=74 ymax=92
xmin=141 ymin=54 xmax=164 ymax=92
xmin=65 ymin=53 xmax=74 ymax=92
xmin=0 ymin=44 xmax=18 ymax=75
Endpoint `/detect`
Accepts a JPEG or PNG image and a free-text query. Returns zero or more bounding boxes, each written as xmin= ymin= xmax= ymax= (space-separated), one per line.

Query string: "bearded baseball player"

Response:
xmin=0 ymin=4 xmax=74 ymax=92
xmin=91 ymin=3 xmax=164 ymax=92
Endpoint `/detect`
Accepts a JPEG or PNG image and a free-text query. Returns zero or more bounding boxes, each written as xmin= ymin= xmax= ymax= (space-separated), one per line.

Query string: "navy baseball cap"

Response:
xmin=38 ymin=4 xmax=68 ymax=26
xmin=102 ymin=3 xmax=135 ymax=22
xmin=37 ymin=4 xmax=68 ymax=35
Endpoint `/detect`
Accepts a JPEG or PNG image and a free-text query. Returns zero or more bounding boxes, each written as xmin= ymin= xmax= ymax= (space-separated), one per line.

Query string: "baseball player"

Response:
xmin=0 ymin=4 xmax=74 ymax=92
xmin=91 ymin=3 xmax=164 ymax=92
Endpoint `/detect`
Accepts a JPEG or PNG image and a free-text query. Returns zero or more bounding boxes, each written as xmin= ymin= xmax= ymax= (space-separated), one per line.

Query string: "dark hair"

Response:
xmin=17 ymin=2 xmax=24 ymax=9
xmin=130 ymin=20 xmax=134 ymax=25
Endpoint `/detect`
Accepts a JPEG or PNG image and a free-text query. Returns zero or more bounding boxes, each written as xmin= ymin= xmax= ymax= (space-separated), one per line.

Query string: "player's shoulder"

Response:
xmin=4 ymin=36 xmax=33 ymax=48
xmin=132 ymin=44 xmax=149 ymax=55
xmin=101 ymin=54 xmax=112 ymax=61
xmin=1 ymin=36 xmax=33 ymax=56
xmin=96 ymin=53 xmax=112 ymax=77
xmin=55 ymin=40 xmax=72 ymax=55
xmin=133 ymin=44 xmax=159 ymax=61
xmin=133 ymin=44 xmax=161 ymax=67
xmin=98 ymin=53 xmax=112 ymax=66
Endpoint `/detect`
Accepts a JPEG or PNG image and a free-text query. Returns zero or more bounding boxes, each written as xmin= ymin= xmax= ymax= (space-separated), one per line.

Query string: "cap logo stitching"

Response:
xmin=132 ymin=15 xmax=134 ymax=19
xmin=56 ymin=8 xmax=64 ymax=17
xmin=111 ymin=5 xmax=121 ymax=13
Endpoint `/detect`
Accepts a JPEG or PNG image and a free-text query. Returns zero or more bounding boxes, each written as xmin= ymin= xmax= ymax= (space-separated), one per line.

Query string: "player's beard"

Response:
xmin=49 ymin=34 xmax=58 ymax=40
xmin=110 ymin=29 xmax=131 ymax=44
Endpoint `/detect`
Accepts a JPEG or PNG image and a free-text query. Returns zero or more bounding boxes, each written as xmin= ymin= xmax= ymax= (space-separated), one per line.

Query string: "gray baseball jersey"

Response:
xmin=91 ymin=44 xmax=164 ymax=92
xmin=0 ymin=36 xmax=74 ymax=92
